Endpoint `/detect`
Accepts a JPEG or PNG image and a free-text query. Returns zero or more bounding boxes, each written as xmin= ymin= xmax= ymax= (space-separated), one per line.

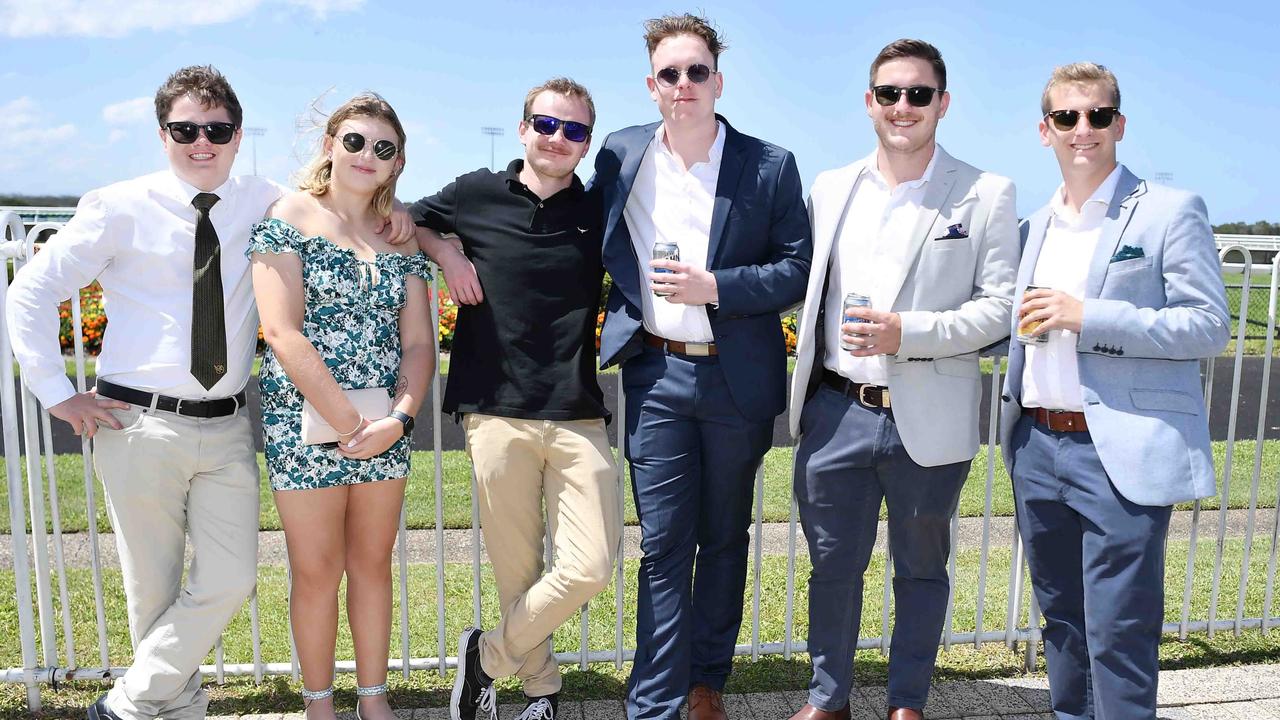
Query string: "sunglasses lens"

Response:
xmin=373 ymin=140 xmax=398 ymax=160
xmin=167 ymin=122 xmax=199 ymax=143
xmin=872 ymin=86 xmax=900 ymax=106
xmin=906 ymin=86 xmax=936 ymax=107
xmin=562 ymin=121 xmax=590 ymax=143
xmin=341 ymin=133 xmax=365 ymax=153
xmin=531 ymin=115 xmax=559 ymax=136
xmin=1088 ymin=108 xmax=1117 ymax=129
xmin=656 ymin=68 xmax=681 ymax=87
xmin=687 ymin=64 xmax=712 ymax=83
xmin=204 ymin=123 xmax=236 ymax=144
xmin=1050 ymin=111 xmax=1079 ymax=131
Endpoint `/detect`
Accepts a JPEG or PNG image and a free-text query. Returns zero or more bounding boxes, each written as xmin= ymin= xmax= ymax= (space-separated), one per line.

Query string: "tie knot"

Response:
xmin=192 ymin=192 xmax=220 ymax=212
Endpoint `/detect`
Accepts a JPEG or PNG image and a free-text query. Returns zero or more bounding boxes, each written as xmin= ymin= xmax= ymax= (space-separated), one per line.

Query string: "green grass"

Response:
xmin=6 ymin=440 xmax=1280 ymax=535
xmin=3 ymin=537 xmax=1280 ymax=718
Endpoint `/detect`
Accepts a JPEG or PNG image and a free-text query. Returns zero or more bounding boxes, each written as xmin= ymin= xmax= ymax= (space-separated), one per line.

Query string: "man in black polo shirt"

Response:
xmin=412 ymin=77 xmax=620 ymax=720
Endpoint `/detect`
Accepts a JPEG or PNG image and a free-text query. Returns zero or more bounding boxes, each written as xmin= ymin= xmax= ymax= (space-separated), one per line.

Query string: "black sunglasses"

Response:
xmin=164 ymin=121 xmax=238 ymax=145
xmin=872 ymin=85 xmax=941 ymax=108
xmin=1045 ymin=107 xmax=1120 ymax=132
xmin=526 ymin=114 xmax=592 ymax=143
xmin=340 ymin=132 xmax=399 ymax=161
xmin=654 ymin=64 xmax=714 ymax=88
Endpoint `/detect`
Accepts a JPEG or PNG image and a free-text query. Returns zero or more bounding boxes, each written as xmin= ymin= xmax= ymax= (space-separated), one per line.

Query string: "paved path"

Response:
xmin=207 ymin=663 xmax=1280 ymax=718
xmin=4 ymin=508 xmax=1274 ymax=570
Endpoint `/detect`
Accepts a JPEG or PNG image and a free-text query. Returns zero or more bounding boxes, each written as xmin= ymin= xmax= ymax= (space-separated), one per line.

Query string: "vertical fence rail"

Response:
xmin=6 ymin=226 xmax=1280 ymax=709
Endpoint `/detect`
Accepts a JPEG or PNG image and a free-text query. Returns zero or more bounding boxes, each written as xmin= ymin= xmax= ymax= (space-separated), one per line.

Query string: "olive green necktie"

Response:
xmin=190 ymin=192 xmax=227 ymax=389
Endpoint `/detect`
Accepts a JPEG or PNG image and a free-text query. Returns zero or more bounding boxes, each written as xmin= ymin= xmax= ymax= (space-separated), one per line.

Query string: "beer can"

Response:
xmin=840 ymin=292 xmax=872 ymax=351
xmin=652 ymin=242 xmax=679 ymax=297
xmin=1017 ymin=284 xmax=1050 ymax=345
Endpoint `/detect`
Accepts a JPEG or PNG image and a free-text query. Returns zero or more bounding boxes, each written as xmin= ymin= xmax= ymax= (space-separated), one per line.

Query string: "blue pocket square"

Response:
xmin=936 ymin=223 xmax=968 ymax=240
xmin=1110 ymin=245 xmax=1145 ymax=262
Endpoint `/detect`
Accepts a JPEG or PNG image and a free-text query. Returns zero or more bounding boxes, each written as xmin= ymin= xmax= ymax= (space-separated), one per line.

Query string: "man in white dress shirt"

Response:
xmin=786 ymin=39 xmax=1019 ymax=720
xmin=5 ymin=66 xmax=410 ymax=720
xmin=590 ymin=13 xmax=811 ymax=720
xmin=999 ymin=62 xmax=1228 ymax=719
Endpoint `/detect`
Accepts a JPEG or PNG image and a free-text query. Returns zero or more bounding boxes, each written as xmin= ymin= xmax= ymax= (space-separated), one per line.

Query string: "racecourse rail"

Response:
xmin=2 ymin=210 xmax=1279 ymax=712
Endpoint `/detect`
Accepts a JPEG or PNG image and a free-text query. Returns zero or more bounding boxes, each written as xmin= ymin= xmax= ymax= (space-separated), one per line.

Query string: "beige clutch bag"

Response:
xmin=301 ymin=388 xmax=391 ymax=445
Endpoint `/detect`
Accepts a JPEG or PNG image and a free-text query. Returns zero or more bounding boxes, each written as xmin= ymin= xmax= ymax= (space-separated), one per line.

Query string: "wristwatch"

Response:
xmin=390 ymin=410 xmax=415 ymax=436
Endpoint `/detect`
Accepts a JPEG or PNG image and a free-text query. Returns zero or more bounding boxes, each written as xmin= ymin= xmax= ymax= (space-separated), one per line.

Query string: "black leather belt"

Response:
xmin=95 ymin=379 xmax=246 ymax=419
xmin=822 ymin=369 xmax=891 ymax=408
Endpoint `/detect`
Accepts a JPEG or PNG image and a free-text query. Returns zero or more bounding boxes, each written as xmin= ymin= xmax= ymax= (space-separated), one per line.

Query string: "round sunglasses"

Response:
xmin=339 ymin=132 xmax=399 ymax=161
xmin=165 ymin=121 xmax=238 ymax=145
xmin=654 ymin=63 xmax=715 ymax=88
xmin=1045 ymin=107 xmax=1120 ymax=132
xmin=871 ymin=85 xmax=941 ymax=108
xmin=526 ymin=114 xmax=592 ymax=143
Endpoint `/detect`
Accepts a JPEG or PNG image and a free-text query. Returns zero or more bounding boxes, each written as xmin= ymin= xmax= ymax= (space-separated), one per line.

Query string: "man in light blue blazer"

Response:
xmin=591 ymin=13 xmax=811 ymax=720
xmin=1000 ymin=62 xmax=1229 ymax=719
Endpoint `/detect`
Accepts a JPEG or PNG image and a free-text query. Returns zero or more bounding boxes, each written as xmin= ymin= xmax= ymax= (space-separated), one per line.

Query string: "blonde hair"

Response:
xmin=1041 ymin=62 xmax=1121 ymax=115
xmin=296 ymin=92 xmax=406 ymax=218
xmin=523 ymin=77 xmax=596 ymax=127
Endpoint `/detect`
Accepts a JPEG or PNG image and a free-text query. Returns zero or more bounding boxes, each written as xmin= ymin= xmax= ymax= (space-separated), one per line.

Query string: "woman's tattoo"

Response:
xmin=394 ymin=374 xmax=408 ymax=402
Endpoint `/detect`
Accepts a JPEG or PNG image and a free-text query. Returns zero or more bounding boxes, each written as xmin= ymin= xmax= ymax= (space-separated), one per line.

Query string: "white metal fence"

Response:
xmin=1 ymin=212 xmax=1278 ymax=712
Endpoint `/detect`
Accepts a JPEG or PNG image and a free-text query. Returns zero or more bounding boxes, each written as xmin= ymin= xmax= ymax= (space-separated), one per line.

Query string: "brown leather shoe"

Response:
xmin=788 ymin=702 xmax=851 ymax=720
xmin=687 ymin=684 xmax=728 ymax=720
xmin=887 ymin=707 xmax=924 ymax=720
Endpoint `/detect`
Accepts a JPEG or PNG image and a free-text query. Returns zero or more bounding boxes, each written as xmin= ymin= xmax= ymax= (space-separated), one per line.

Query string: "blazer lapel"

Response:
xmin=1085 ymin=166 xmax=1144 ymax=299
xmin=881 ymin=148 xmax=959 ymax=307
xmin=601 ymin=123 xmax=659 ymax=311
xmin=707 ymin=117 xmax=747 ymax=267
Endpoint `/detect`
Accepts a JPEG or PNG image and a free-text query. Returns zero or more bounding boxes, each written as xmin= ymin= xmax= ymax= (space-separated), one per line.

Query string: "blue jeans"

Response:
xmin=794 ymin=384 xmax=968 ymax=711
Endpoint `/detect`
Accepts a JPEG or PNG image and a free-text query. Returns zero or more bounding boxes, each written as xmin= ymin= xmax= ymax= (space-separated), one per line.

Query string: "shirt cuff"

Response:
xmin=26 ymin=374 xmax=77 ymax=410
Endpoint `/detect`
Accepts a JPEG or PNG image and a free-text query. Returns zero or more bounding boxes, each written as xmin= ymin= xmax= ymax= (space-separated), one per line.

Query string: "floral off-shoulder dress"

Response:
xmin=247 ymin=217 xmax=431 ymax=491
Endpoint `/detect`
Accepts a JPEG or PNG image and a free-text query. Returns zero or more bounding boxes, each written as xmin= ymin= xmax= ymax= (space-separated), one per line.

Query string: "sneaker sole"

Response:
xmin=450 ymin=627 xmax=477 ymax=720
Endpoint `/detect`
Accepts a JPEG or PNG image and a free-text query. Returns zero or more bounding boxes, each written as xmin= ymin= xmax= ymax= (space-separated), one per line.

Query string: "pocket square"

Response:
xmin=936 ymin=223 xmax=968 ymax=240
xmin=1110 ymin=244 xmax=1145 ymax=263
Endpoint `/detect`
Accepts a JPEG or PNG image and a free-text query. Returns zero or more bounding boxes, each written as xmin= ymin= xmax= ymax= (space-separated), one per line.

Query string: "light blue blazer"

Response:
xmin=999 ymin=166 xmax=1230 ymax=506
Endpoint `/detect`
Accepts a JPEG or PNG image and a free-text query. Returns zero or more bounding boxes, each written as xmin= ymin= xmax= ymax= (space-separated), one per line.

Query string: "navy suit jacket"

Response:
xmin=592 ymin=115 xmax=812 ymax=422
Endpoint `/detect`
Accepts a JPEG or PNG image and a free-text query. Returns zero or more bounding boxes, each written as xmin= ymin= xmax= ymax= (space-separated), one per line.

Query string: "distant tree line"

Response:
xmin=0 ymin=194 xmax=81 ymax=206
xmin=1214 ymin=221 xmax=1280 ymax=236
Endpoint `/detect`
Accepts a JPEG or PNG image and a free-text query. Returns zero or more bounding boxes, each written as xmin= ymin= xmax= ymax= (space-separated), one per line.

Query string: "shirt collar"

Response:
xmin=653 ymin=120 xmax=726 ymax=166
xmin=168 ymin=170 xmax=233 ymax=207
xmin=1050 ymin=163 xmax=1123 ymax=220
xmin=862 ymin=143 xmax=941 ymax=190
xmin=501 ymin=158 xmax=585 ymax=198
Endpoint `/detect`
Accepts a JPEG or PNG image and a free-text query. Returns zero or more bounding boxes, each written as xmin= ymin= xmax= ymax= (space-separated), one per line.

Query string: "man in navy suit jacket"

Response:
xmin=590 ymin=13 xmax=811 ymax=720
xmin=1001 ymin=63 xmax=1229 ymax=719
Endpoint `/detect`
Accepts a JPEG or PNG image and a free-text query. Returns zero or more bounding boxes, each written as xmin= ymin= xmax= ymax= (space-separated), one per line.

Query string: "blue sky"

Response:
xmin=1 ymin=0 xmax=1277 ymax=223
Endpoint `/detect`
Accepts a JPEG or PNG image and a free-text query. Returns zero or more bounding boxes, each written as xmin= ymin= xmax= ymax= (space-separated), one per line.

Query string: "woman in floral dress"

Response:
xmin=248 ymin=93 xmax=433 ymax=720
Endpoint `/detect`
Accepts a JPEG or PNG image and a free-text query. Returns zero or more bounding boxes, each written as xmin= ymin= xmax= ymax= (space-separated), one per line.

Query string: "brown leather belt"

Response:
xmin=644 ymin=332 xmax=717 ymax=357
xmin=1023 ymin=407 xmax=1089 ymax=433
xmin=822 ymin=369 xmax=891 ymax=408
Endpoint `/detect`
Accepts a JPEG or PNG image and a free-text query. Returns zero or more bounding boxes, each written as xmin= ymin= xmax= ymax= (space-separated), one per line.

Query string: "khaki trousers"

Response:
xmin=463 ymin=413 xmax=622 ymax=696
xmin=94 ymin=403 xmax=260 ymax=720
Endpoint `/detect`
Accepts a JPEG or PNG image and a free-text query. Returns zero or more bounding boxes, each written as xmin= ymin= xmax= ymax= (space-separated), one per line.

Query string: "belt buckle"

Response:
xmin=173 ymin=398 xmax=187 ymax=416
xmin=684 ymin=342 xmax=711 ymax=357
xmin=857 ymin=384 xmax=878 ymax=408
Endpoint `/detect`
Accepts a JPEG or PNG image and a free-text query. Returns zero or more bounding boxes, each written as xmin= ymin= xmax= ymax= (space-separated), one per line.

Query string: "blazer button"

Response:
xmin=1001 ymin=394 xmax=1012 ymax=402
xmin=1093 ymin=344 xmax=1102 ymax=352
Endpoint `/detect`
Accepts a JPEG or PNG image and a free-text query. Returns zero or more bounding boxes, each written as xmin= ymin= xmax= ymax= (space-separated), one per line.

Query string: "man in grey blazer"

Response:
xmin=787 ymin=39 xmax=1018 ymax=720
xmin=1000 ymin=62 xmax=1229 ymax=719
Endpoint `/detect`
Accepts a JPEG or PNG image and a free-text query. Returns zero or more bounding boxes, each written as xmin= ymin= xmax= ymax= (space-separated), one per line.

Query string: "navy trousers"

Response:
xmin=1011 ymin=414 xmax=1172 ymax=720
xmin=622 ymin=347 xmax=774 ymax=720
xmin=794 ymin=384 xmax=969 ymax=711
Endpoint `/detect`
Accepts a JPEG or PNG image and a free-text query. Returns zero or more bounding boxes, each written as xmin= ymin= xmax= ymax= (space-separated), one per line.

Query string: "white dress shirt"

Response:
xmin=824 ymin=148 xmax=939 ymax=385
xmin=623 ymin=121 xmax=726 ymax=343
xmin=6 ymin=170 xmax=285 ymax=407
xmin=1021 ymin=164 xmax=1123 ymax=411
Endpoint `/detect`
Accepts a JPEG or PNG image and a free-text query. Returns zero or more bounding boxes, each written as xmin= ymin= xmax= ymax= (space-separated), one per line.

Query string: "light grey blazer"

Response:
xmin=788 ymin=147 xmax=1020 ymax=467
xmin=999 ymin=166 xmax=1230 ymax=506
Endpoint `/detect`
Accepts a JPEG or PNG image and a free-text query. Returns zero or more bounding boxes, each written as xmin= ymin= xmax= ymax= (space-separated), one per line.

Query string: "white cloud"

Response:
xmin=108 ymin=129 xmax=128 ymax=144
xmin=102 ymin=97 xmax=153 ymax=125
xmin=0 ymin=0 xmax=364 ymax=38
xmin=0 ymin=97 xmax=77 ymax=172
